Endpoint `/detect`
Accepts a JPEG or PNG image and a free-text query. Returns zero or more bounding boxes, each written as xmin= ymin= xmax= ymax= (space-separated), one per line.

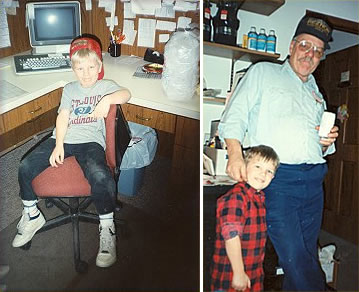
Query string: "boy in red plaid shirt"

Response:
xmin=211 ymin=145 xmax=279 ymax=292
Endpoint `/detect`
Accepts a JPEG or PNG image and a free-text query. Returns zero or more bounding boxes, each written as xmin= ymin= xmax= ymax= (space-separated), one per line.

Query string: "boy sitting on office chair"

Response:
xmin=12 ymin=36 xmax=131 ymax=268
xmin=211 ymin=145 xmax=280 ymax=292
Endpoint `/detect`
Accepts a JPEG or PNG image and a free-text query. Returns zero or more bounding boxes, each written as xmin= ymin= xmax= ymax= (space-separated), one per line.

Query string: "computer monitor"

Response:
xmin=26 ymin=1 xmax=81 ymax=54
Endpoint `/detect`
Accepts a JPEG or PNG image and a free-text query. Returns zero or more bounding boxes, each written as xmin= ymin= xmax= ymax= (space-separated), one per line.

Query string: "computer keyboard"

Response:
xmin=14 ymin=53 xmax=72 ymax=75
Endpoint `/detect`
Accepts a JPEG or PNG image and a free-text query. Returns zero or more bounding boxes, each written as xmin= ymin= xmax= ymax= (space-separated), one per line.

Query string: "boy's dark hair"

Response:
xmin=244 ymin=145 xmax=280 ymax=170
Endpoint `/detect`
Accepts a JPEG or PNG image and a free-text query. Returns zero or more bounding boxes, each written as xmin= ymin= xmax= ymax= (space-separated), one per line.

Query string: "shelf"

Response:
xmin=209 ymin=0 xmax=285 ymax=16
xmin=203 ymin=97 xmax=226 ymax=104
xmin=204 ymin=41 xmax=280 ymax=63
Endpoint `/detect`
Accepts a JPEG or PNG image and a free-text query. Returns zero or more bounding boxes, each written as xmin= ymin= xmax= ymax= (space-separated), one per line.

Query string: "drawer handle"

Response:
xmin=135 ymin=114 xmax=151 ymax=122
xmin=29 ymin=107 xmax=42 ymax=114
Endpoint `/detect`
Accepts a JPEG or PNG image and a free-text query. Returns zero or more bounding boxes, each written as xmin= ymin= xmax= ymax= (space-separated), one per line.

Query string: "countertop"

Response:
xmin=0 ymin=53 xmax=200 ymax=119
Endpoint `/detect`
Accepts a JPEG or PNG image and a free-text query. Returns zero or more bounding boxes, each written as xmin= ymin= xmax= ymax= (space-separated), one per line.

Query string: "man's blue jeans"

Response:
xmin=264 ymin=163 xmax=327 ymax=291
xmin=18 ymin=138 xmax=116 ymax=215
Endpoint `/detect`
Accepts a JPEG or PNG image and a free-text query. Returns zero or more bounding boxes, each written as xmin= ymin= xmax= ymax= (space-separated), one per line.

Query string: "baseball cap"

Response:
xmin=70 ymin=37 xmax=104 ymax=80
xmin=294 ymin=16 xmax=333 ymax=49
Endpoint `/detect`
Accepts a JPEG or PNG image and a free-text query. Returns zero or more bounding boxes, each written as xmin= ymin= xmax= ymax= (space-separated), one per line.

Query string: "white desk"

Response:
xmin=0 ymin=53 xmax=200 ymax=178
xmin=0 ymin=53 xmax=200 ymax=119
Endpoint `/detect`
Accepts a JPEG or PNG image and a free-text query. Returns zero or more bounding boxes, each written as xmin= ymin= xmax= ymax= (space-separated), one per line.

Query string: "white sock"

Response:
xmin=22 ymin=200 xmax=39 ymax=219
xmin=99 ymin=212 xmax=114 ymax=228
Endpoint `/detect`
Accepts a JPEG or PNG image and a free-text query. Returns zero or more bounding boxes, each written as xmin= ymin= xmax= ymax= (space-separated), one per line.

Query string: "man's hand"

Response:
xmin=225 ymin=139 xmax=247 ymax=182
xmin=316 ymin=125 xmax=339 ymax=152
xmin=232 ymin=271 xmax=251 ymax=291
xmin=49 ymin=144 xmax=65 ymax=167
xmin=226 ymin=155 xmax=247 ymax=182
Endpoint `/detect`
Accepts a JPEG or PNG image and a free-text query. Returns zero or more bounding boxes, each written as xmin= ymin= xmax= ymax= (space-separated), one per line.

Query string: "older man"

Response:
xmin=219 ymin=16 xmax=339 ymax=291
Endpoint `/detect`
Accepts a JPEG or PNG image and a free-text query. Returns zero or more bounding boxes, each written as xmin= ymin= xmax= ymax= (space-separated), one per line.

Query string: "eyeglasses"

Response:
xmin=293 ymin=39 xmax=325 ymax=58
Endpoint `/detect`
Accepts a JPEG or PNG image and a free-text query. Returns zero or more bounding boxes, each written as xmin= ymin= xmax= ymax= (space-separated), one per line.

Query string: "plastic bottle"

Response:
xmin=266 ymin=29 xmax=277 ymax=54
xmin=212 ymin=1 xmax=240 ymax=46
xmin=203 ymin=0 xmax=212 ymax=42
xmin=248 ymin=26 xmax=257 ymax=50
xmin=256 ymin=28 xmax=267 ymax=52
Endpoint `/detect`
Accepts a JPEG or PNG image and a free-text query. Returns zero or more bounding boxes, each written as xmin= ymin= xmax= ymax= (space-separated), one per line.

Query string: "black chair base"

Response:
xmin=20 ymin=197 xmax=126 ymax=273
xmin=38 ymin=197 xmax=99 ymax=273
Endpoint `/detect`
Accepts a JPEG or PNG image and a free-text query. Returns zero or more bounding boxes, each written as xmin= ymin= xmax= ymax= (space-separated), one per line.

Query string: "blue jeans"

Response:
xmin=264 ymin=163 xmax=327 ymax=291
xmin=18 ymin=138 xmax=116 ymax=215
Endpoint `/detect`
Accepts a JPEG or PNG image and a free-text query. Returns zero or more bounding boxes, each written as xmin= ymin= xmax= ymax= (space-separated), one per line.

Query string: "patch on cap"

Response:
xmin=294 ymin=16 xmax=333 ymax=49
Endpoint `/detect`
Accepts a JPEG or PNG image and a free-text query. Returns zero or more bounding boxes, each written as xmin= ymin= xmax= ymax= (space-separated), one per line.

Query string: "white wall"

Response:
xmin=203 ymin=0 xmax=359 ymax=137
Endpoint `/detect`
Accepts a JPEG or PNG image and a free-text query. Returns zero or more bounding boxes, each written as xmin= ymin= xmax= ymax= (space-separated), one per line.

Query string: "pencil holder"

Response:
xmin=108 ymin=43 xmax=121 ymax=57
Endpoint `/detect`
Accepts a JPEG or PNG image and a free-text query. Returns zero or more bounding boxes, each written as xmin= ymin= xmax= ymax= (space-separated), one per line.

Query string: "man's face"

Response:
xmin=246 ymin=155 xmax=276 ymax=191
xmin=289 ymin=33 xmax=325 ymax=82
xmin=73 ymin=56 xmax=102 ymax=88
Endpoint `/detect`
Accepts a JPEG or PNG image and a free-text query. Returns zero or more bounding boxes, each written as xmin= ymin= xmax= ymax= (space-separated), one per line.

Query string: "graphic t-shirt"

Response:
xmin=51 ymin=79 xmax=122 ymax=149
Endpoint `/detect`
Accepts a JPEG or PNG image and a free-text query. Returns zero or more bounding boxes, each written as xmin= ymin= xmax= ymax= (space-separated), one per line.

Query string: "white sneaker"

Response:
xmin=12 ymin=210 xmax=46 ymax=248
xmin=96 ymin=224 xmax=116 ymax=268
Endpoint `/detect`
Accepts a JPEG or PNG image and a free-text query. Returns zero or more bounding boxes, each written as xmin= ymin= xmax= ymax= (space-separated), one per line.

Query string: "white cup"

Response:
xmin=318 ymin=111 xmax=336 ymax=138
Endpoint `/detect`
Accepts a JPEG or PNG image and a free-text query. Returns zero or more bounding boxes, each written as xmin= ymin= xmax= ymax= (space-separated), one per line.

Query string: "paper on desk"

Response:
xmin=0 ymin=61 xmax=10 ymax=69
xmin=131 ymin=0 xmax=161 ymax=16
xmin=137 ymin=18 xmax=156 ymax=48
xmin=156 ymin=20 xmax=176 ymax=32
xmin=177 ymin=16 xmax=192 ymax=30
xmin=114 ymin=55 xmax=143 ymax=65
xmin=122 ymin=20 xmax=137 ymax=46
xmin=203 ymin=174 xmax=237 ymax=186
xmin=0 ymin=80 xmax=28 ymax=101
xmin=124 ymin=2 xmax=136 ymax=19
xmin=203 ymin=153 xmax=215 ymax=176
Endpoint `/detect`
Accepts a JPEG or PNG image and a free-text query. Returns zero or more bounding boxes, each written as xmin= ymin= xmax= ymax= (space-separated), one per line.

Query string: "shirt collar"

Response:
xmin=239 ymin=182 xmax=264 ymax=198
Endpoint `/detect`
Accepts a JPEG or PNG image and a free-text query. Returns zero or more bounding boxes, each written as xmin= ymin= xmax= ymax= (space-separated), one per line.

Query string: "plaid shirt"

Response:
xmin=210 ymin=182 xmax=267 ymax=292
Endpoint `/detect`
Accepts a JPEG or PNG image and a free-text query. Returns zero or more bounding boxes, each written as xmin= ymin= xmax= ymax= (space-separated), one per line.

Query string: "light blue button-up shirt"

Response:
xmin=218 ymin=60 xmax=335 ymax=164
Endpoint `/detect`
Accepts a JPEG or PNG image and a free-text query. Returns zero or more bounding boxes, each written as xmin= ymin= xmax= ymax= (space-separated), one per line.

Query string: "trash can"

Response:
xmin=118 ymin=122 xmax=158 ymax=196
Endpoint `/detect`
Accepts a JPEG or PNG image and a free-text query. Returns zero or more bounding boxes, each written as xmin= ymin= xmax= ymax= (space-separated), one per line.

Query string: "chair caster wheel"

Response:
xmin=20 ymin=241 xmax=32 ymax=250
xmin=75 ymin=260 xmax=88 ymax=273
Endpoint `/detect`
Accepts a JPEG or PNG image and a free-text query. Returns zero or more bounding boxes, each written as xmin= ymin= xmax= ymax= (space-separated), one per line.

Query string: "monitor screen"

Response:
xmin=26 ymin=1 xmax=81 ymax=54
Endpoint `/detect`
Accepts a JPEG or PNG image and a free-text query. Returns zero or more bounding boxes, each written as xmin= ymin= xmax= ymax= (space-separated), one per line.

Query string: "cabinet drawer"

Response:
xmin=121 ymin=103 xmax=176 ymax=133
xmin=0 ymin=89 xmax=62 ymax=135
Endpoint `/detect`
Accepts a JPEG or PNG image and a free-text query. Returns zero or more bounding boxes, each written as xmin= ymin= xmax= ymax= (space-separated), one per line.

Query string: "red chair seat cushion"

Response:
xmin=32 ymin=156 xmax=91 ymax=197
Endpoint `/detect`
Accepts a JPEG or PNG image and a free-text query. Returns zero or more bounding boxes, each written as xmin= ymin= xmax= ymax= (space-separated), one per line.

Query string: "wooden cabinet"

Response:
xmin=121 ymin=102 xmax=199 ymax=186
xmin=121 ymin=103 xmax=176 ymax=134
xmin=0 ymin=89 xmax=62 ymax=154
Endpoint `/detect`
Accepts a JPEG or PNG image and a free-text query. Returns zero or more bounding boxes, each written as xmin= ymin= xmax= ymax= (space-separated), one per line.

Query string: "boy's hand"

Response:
xmin=49 ymin=145 xmax=64 ymax=167
xmin=88 ymin=98 xmax=110 ymax=119
xmin=232 ymin=271 xmax=251 ymax=291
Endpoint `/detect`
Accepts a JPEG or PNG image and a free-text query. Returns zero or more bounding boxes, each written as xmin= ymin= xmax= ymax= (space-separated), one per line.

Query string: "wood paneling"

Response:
xmin=0 ymin=0 xmax=199 ymax=58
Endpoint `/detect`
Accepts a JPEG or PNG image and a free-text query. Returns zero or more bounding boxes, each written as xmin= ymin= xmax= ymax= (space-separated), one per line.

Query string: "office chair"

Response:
xmin=23 ymin=104 xmax=131 ymax=273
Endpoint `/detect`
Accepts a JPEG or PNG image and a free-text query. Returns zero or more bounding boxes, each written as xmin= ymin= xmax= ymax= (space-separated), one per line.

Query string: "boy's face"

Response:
xmin=73 ymin=56 xmax=102 ymax=88
xmin=246 ymin=155 xmax=276 ymax=191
